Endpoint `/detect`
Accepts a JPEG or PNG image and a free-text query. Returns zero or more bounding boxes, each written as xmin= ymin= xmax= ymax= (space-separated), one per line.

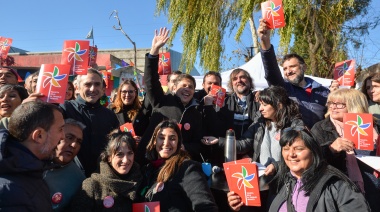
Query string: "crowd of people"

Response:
xmin=0 ymin=20 xmax=379 ymax=212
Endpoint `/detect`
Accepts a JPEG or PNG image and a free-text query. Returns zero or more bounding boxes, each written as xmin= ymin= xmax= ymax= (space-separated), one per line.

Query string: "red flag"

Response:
xmin=88 ymin=46 xmax=98 ymax=66
xmin=0 ymin=37 xmax=13 ymax=59
xmin=61 ymin=40 xmax=90 ymax=75
xmin=158 ymin=52 xmax=171 ymax=75
xmin=334 ymin=59 xmax=356 ymax=86
xmin=36 ymin=64 xmax=71 ymax=104
xmin=261 ymin=0 xmax=286 ymax=29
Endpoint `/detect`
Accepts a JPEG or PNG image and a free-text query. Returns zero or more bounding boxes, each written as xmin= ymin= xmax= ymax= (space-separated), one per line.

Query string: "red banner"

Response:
xmin=343 ymin=113 xmax=374 ymax=150
xmin=210 ymin=85 xmax=226 ymax=108
xmin=88 ymin=46 xmax=98 ymax=66
xmin=224 ymin=159 xmax=261 ymax=207
xmin=36 ymin=64 xmax=71 ymax=104
xmin=158 ymin=52 xmax=171 ymax=75
xmin=334 ymin=59 xmax=356 ymax=86
xmin=119 ymin=122 xmax=136 ymax=137
xmin=0 ymin=37 xmax=13 ymax=59
xmin=132 ymin=201 xmax=160 ymax=212
xmin=261 ymin=0 xmax=286 ymax=29
xmin=61 ymin=40 xmax=89 ymax=75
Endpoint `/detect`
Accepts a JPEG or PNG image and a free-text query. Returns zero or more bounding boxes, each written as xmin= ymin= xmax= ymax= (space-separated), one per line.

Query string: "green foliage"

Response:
xmin=156 ymin=0 xmax=376 ymax=76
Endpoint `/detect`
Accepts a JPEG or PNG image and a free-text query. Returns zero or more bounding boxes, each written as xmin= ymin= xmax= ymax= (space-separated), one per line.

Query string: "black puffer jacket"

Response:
xmin=141 ymin=160 xmax=218 ymax=212
xmin=218 ymin=114 xmax=304 ymax=163
xmin=269 ymin=165 xmax=370 ymax=212
xmin=136 ymin=54 xmax=203 ymax=165
xmin=311 ymin=116 xmax=380 ymax=211
xmin=0 ymin=130 xmax=53 ymax=211
xmin=60 ymin=96 xmax=120 ymax=177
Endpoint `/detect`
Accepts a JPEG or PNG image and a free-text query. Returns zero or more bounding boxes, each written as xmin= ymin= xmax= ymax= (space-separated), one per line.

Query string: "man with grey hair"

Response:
xmin=0 ymin=101 xmax=65 ymax=211
xmin=44 ymin=118 xmax=86 ymax=211
xmin=60 ymin=68 xmax=119 ymax=177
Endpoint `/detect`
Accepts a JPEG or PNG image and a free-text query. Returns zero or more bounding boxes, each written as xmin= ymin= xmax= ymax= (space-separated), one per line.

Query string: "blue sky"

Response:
xmin=2 ymin=0 xmax=379 ymax=74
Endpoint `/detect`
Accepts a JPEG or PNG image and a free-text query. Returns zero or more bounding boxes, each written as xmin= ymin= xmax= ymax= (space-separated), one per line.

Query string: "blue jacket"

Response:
xmin=261 ymin=46 xmax=329 ymax=128
xmin=0 ymin=130 xmax=53 ymax=211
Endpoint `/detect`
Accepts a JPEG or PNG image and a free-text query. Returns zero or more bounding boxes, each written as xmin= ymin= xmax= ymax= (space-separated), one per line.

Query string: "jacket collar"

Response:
xmin=75 ymin=95 xmax=102 ymax=109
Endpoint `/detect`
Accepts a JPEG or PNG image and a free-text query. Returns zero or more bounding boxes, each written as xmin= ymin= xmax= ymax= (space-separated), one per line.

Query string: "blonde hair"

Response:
xmin=325 ymin=88 xmax=368 ymax=117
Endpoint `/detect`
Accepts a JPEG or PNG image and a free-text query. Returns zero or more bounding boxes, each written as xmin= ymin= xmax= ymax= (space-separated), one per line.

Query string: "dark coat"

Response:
xmin=219 ymin=115 xmax=304 ymax=163
xmin=0 ymin=130 xmax=53 ymax=212
xmin=60 ymin=96 xmax=120 ymax=176
xmin=261 ymin=45 xmax=329 ymax=129
xmin=269 ymin=165 xmax=370 ymax=212
xmin=141 ymin=160 xmax=218 ymax=212
xmin=311 ymin=116 xmax=380 ymax=211
xmin=109 ymin=105 xmax=134 ymax=125
xmin=70 ymin=161 xmax=142 ymax=212
xmin=133 ymin=94 xmax=152 ymax=136
xmin=136 ymin=54 xmax=203 ymax=164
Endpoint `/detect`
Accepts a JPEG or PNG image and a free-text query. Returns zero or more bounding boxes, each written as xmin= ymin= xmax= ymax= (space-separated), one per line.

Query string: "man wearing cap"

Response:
xmin=0 ymin=67 xmax=20 ymax=86
xmin=0 ymin=101 xmax=65 ymax=211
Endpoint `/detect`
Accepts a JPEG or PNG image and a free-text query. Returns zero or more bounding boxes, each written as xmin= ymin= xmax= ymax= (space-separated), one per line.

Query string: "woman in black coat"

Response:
xmin=311 ymin=88 xmax=380 ymax=211
xmin=139 ymin=120 xmax=218 ymax=212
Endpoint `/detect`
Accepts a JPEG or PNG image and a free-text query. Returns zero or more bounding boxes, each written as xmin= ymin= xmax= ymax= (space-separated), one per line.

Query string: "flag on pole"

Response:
xmin=86 ymin=27 xmax=93 ymax=39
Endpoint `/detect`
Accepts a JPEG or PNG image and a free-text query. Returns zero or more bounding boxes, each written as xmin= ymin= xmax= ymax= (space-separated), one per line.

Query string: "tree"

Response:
xmin=281 ymin=0 xmax=377 ymax=78
xmin=156 ymin=0 xmax=378 ymax=76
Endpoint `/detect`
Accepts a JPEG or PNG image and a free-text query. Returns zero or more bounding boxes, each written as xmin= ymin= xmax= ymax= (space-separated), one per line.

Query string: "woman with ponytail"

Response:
xmin=140 ymin=120 xmax=218 ymax=212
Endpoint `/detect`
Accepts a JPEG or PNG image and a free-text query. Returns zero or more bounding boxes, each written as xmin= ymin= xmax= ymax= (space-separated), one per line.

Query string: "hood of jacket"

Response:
xmin=0 ymin=130 xmax=51 ymax=176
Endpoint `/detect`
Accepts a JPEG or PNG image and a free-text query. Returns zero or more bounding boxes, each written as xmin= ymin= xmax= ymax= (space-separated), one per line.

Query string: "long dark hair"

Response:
xmin=146 ymin=120 xmax=190 ymax=183
xmin=258 ymin=86 xmax=301 ymax=130
xmin=276 ymin=128 xmax=326 ymax=195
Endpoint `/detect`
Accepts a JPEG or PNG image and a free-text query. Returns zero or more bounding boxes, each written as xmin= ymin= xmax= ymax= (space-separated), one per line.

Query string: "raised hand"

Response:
xmin=258 ymin=18 xmax=271 ymax=50
xmin=150 ymin=27 xmax=170 ymax=55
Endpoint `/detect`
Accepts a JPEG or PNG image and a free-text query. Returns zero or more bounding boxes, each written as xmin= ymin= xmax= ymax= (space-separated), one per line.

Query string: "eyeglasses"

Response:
xmin=326 ymin=101 xmax=346 ymax=109
xmin=121 ymin=90 xmax=136 ymax=95
xmin=283 ymin=126 xmax=313 ymax=137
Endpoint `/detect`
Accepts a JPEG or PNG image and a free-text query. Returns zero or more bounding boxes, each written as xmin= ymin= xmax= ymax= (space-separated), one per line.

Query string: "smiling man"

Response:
xmin=258 ymin=19 xmax=330 ymax=128
xmin=44 ymin=118 xmax=86 ymax=211
xmin=135 ymin=28 xmax=203 ymax=165
xmin=0 ymin=67 xmax=20 ymax=86
xmin=59 ymin=68 xmax=119 ymax=176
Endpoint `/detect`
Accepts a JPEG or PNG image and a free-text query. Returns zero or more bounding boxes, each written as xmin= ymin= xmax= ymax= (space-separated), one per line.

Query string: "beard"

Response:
xmin=40 ymin=141 xmax=55 ymax=160
xmin=287 ymin=73 xmax=304 ymax=86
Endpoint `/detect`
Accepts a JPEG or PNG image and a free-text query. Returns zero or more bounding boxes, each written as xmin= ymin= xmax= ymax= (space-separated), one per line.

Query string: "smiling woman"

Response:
xmin=0 ymin=85 xmax=29 ymax=130
xmin=311 ymin=88 xmax=380 ymax=211
xmin=70 ymin=129 xmax=143 ymax=211
xmin=139 ymin=120 xmax=218 ymax=212
xmin=109 ymin=79 xmax=141 ymax=125
xmin=267 ymin=128 xmax=371 ymax=211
